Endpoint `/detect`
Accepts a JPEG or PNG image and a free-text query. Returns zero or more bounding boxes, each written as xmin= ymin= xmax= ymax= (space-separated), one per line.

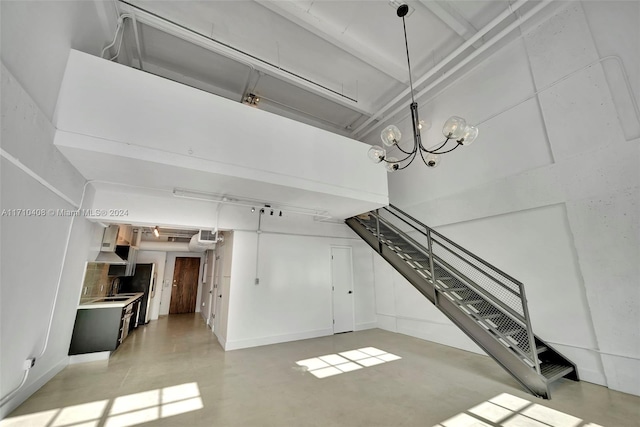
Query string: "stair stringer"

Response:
xmin=347 ymin=217 xmax=553 ymax=398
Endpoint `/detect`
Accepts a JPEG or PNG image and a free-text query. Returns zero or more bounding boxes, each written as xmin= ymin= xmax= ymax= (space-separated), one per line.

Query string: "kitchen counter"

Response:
xmin=78 ymin=292 xmax=143 ymax=309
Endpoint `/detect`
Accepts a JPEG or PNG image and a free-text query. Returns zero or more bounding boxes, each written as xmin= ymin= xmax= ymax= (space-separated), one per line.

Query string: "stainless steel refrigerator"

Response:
xmin=119 ymin=263 xmax=156 ymax=324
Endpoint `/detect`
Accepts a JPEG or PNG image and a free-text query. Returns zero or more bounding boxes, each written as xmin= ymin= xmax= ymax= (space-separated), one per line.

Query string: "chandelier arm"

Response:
xmin=382 ymin=149 xmax=415 ymax=163
xmin=430 ymin=142 xmax=463 ymax=155
xmin=395 ymin=148 xmax=419 ymax=170
xmin=395 ymin=144 xmax=414 ymax=155
xmin=418 ymin=146 xmax=432 ymax=167
xmin=421 ymin=138 xmax=450 ymax=153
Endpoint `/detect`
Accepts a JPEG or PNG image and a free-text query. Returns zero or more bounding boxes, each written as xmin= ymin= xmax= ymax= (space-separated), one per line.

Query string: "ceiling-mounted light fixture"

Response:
xmin=368 ymin=4 xmax=479 ymax=172
xmin=153 ymin=226 xmax=160 ymax=238
xmin=243 ymin=92 xmax=260 ymax=107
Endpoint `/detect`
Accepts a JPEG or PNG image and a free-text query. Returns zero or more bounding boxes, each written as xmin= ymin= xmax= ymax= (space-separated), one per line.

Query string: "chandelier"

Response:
xmin=368 ymin=3 xmax=479 ymax=172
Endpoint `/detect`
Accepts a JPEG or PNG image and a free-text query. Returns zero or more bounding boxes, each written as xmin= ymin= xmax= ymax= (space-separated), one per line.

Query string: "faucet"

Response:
xmin=109 ymin=277 xmax=121 ymax=296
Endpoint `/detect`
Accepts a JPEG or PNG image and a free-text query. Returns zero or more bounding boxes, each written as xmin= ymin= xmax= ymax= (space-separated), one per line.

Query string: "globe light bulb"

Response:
xmin=425 ymin=153 xmax=440 ymax=168
xmin=380 ymin=125 xmax=401 ymax=147
xmin=442 ymin=116 xmax=467 ymax=140
xmin=367 ymin=145 xmax=386 ymax=163
xmin=458 ymin=125 xmax=478 ymax=146
xmin=418 ymin=119 xmax=431 ymax=131
xmin=385 ymin=157 xmax=399 ymax=172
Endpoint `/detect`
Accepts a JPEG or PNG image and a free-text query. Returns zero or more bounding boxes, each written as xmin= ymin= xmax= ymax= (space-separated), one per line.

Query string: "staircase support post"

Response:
xmin=426 ymin=228 xmax=438 ymax=306
xmin=375 ymin=210 xmax=382 ymax=254
xmin=521 ymin=286 xmax=541 ymax=375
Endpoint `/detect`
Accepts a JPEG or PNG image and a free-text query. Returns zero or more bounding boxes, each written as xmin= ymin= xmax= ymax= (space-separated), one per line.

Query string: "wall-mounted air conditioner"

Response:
xmin=198 ymin=229 xmax=218 ymax=243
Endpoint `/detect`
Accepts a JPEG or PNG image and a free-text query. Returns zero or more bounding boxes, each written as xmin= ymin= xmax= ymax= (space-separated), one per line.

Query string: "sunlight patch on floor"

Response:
xmin=432 ymin=392 xmax=602 ymax=427
xmin=0 ymin=382 xmax=203 ymax=427
xmin=296 ymin=346 xmax=401 ymax=379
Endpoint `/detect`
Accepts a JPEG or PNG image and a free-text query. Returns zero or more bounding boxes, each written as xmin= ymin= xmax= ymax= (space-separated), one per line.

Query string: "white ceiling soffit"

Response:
xmin=111 ymin=1 xmax=537 ymax=141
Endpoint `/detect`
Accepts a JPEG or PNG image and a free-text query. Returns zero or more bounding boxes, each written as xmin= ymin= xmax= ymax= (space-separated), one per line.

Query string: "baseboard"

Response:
xmin=376 ymin=313 xmax=397 ymax=332
xmin=355 ymin=321 xmax=377 ymax=331
xmin=224 ymin=328 xmax=333 ymax=351
xmin=0 ymin=357 xmax=68 ymax=419
xmin=600 ymin=353 xmax=639 ymax=395
xmin=215 ymin=332 xmax=227 ymax=350
xmin=578 ymin=367 xmax=608 ymax=387
xmin=69 ymin=352 xmax=110 ymax=364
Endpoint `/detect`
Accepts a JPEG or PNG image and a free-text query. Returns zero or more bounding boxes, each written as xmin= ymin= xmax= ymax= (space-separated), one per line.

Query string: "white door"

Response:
xmin=204 ymin=251 xmax=214 ymax=328
xmin=212 ymin=251 xmax=223 ymax=333
xmin=331 ymin=247 xmax=355 ymax=333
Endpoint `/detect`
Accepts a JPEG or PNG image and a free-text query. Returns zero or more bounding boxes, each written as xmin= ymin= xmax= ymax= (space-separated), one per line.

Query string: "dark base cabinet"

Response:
xmin=69 ymin=297 xmax=142 ymax=355
xmin=69 ymin=307 xmax=123 ymax=355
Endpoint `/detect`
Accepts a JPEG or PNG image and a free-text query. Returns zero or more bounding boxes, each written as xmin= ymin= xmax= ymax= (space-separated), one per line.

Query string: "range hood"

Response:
xmin=95 ymin=225 xmax=127 ymax=265
xmin=95 ymin=251 xmax=126 ymax=264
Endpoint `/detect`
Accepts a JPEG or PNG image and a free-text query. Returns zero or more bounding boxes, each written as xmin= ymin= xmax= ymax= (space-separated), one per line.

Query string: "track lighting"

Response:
xmin=243 ymin=92 xmax=260 ymax=107
xmin=251 ymin=207 xmax=256 ymax=212
xmin=153 ymin=226 xmax=160 ymax=238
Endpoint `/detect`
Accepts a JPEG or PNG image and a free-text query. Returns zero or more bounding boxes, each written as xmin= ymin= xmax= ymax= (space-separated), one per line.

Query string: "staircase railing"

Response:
xmin=371 ymin=204 xmax=540 ymax=374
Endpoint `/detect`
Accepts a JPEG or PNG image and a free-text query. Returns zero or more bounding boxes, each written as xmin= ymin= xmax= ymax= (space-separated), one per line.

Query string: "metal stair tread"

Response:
xmin=536 ymin=345 xmax=548 ymax=354
xmin=540 ymin=363 xmax=574 ymax=382
xmin=346 ymin=212 xmax=579 ymax=399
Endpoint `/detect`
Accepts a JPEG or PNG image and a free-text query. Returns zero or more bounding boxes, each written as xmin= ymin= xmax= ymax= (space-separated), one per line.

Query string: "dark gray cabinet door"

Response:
xmin=68 ymin=307 xmax=123 ymax=355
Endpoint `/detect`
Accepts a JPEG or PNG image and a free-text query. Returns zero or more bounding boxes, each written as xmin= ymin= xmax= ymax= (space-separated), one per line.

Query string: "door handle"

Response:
xmin=218 ymin=295 xmax=222 ymax=298
xmin=348 ymin=290 xmax=353 ymax=294
xmin=173 ymin=285 xmax=177 ymax=287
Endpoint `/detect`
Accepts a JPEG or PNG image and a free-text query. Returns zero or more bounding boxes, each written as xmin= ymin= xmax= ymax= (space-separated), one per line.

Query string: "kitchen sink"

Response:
xmin=92 ymin=297 xmax=132 ymax=302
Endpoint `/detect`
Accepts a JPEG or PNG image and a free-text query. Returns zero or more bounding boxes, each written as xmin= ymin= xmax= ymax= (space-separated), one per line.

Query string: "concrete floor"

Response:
xmin=3 ymin=314 xmax=639 ymax=427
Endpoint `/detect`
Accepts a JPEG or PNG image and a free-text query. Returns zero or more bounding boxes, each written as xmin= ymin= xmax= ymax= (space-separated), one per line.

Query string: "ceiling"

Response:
xmin=107 ymin=0 xmax=536 ymax=144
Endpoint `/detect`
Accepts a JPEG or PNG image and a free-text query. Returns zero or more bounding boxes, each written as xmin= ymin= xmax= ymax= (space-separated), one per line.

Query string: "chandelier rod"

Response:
xmin=401 ymin=14 xmax=416 ymax=104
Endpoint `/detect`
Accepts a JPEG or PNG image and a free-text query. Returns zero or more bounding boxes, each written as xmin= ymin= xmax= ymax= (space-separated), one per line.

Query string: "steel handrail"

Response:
xmin=375 ymin=216 xmax=430 ymax=259
xmin=430 ymin=237 xmax=522 ymax=299
xmin=385 ymin=205 xmax=525 ymax=289
xmin=379 ymin=208 xmax=523 ymax=299
xmin=364 ymin=207 xmax=540 ymax=368
xmin=430 ymin=239 xmax=526 ymax=320
xmin=373 ymin=212 xmax=529 ymax=328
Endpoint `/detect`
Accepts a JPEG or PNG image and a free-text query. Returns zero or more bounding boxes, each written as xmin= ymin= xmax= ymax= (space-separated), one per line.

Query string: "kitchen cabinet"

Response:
xmin=68 ymin=294 xmax=142 ymax=355
xmin=116 ymin=225 xmax=133 ymax=246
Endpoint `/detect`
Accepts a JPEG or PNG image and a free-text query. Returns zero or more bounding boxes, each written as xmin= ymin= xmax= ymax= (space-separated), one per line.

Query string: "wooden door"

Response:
xmin=169 ymin=257 xmax=200 ymax=314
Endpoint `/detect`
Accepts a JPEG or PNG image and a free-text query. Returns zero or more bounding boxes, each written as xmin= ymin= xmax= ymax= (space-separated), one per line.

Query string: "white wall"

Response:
xmin=375 ymin=2 xmax=639 ymax=395
xmin=0 ymin=1 xmax=114 ymax=416
xmin=214 ymin=232 xmax=234 ymax=346
xmin=53 ymin=50 xmax=388 ymax=219
xmin=199 ymin=250 xmax=215 ymax=325
xmin=222 ymin=216 xmax=377 ymax=351
xmin=135 ymin=251 xmax=167 ymax=321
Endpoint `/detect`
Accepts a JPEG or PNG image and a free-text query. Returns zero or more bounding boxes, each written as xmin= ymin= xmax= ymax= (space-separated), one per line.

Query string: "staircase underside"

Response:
xmin=347 ymin=213 xmax=578 ymax=399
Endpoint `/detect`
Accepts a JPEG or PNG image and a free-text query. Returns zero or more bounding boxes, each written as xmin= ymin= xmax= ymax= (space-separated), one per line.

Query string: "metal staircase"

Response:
xmin=346 ymin=205 xmax=578 ymax=399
